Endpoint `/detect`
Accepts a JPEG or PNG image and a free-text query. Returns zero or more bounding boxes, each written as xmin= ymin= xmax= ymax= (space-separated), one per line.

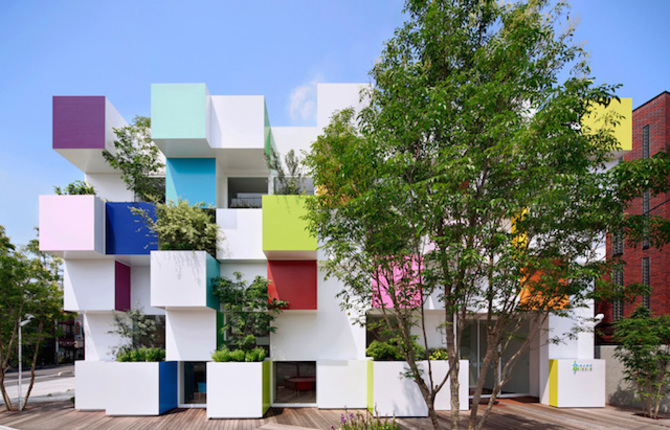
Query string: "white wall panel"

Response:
xmin=165 ymin=309 xmax=217 ymax=361
xmin=64 ymin=259 xmax=116 ymax=312
xmin=130 ymin=266 xmax=164 ymax=315
xmin=271 ymin=268 xmax=366 ymax=361
xmin=83 ymin=312 xmax=122 ymax=361
xmin=317 ymin=360 xmax=367 ymax=409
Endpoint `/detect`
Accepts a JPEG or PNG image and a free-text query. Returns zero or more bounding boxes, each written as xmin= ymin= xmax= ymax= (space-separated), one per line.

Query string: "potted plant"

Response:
xmin=105 ymin=307 xmax=177 ymax=416
xmin=134 ymin=199 xmax=222 ymax=310
xmin=366 ymin=337 xmax=469 ymax=417
xmin=206 ymin=273 xmax=286 ymax=418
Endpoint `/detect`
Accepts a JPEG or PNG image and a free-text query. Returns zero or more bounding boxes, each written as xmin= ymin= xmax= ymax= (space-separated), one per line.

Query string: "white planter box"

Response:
xmin=206 ymin=361 xmax=271 ymax=418
xmin=75 ymin=361 xmax=109 ymax=410
xmin=545 ymin=359 xmax=605 ymax=408
xmin=317 ymin=360 xmax=367 ymax=409
xmin=150 ymin=250 xmax=220 ymax=310
xmin=370 ymin=360 xmax=469 ymax=417
xmin=106 ymin=361 xmax=178 ymax=416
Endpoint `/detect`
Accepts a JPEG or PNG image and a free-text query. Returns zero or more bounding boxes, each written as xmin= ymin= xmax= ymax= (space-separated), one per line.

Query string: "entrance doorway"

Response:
xmin=180 ymin=362 xmax=207 ymax=407
xmin=273 ymin=361 xmax=316 ymax=406
xmin=460 ymin=319 xmax=531 ymax=398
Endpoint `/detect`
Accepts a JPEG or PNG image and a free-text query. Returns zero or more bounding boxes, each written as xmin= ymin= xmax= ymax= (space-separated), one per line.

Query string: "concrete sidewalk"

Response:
xmin=0 ymin=375 xmax=74 ymax=406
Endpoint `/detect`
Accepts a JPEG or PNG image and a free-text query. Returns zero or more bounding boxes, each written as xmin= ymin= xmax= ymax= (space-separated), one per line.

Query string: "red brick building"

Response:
xmin=597 ymin=91 xmax=670 ymax=343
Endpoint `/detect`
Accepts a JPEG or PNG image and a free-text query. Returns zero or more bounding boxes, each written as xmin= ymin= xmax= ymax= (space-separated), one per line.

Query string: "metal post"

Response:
xmin=18 ymin=324 xmax=22 ymax=412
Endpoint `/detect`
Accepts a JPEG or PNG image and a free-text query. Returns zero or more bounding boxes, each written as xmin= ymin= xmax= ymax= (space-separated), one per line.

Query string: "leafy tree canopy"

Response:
xmin=103 ymin=115 xmax=165 ymax=202
xmin=305 ymin=1 xmax=670 ymax=429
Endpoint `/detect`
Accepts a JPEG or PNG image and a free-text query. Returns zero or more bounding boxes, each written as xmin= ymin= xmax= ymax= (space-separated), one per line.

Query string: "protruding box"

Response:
xmin=262 ymin=195 xmax=317 ymax=259
xmin=267 ymin=260 xmax=317 ymax=310
xmin=209 ymin=95 xmax=266 ymax=150
xmin=64 ymin=259 xmax=131 ymax=312
xmin=106 ymin=202 xmax=158 ymax=255
xmin=150 ymin=250 xmax=220 ymax=309
xmin=546 ymin=359 xmax=605 ymax=408
xmin=151 ymin=84 xmax=212 ymax=157
xmin=75 ymin=361 xmax=109 ymax=410
xmin=207 ymin=361 xmax=271 ymax=418
xmin=582 ymin=98 xmax=632 ymax=158
xmin=165 ymin=309 xmax=217 ymax=361
xmin=217 ymin=209 xmax=264 ymax=261
xmin=39 ymin=195 xmax=105 ymax=257
xmin=370 ymin=360 xmax=469 ymax=416
xmin=106 ymin=361 xmax=178 ymax=416
xmin=165 ymin=158 xmax=216 ymax=206
xmin=53 ymin=96 xmax=127 ymax=173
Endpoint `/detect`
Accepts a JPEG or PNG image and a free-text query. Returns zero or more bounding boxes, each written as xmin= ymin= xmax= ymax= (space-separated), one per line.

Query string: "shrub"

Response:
xmin=334 ymin=409 xmax=400 ymax=430
xmin=132 ymin=199 xmax=220 ymax=256
xmin=211 ymin=347 xmax=263 ymax=362
xmin=366 ymin=338 xmax=425 ymax=361
xmin=54 ymin=180 xmax=96 ymax=195
xmin=245 ymin=347 xmax=267 ymax=362
xmin=614 ymin=305 xmax=670 ymax=419
xmin=117 ymin=347 xmax=165 ymax=362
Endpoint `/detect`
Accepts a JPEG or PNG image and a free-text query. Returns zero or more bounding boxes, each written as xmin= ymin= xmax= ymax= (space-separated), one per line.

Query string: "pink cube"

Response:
xmin=39 ymin=195 xmax=105 ymax=255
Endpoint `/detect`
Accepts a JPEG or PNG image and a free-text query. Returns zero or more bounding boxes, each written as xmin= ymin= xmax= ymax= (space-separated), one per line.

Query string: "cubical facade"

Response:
xmin=40 ymin=83 xmax=617 ymax=418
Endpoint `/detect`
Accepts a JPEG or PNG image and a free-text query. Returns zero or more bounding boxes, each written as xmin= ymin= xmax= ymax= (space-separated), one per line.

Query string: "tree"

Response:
xmin=614 ymin=306 xmax=670 ymax=419
xmin=108 ymin=306 xmax=161 ymax=357
xmin=0 ymin=228 xmax=64 ymax=411
xmin=212 ymin=273 xmax=286 ymax=351
xmin=103 ymin=115 xmax=165 ymax=202
xmin=266 ymin=148 xmax=309 ymax=195
xmin=305 ymin=1 xmax=664 ymax=429
xmin=53 ymin=180 xmax=96 ymax=195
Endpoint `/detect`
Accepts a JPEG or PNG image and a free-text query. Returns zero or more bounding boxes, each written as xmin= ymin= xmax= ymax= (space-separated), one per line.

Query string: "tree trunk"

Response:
xmin=24 ymin=322 xmax=44 ymax=408
xmin=0 ymin=323 xmax=19 ymax=411
xmin=0 ymin=367 xmax=13 ymax=411
xmin=427 ymin=396 xmax=441 ymax=430
xmin=468 ymin=346 xmax=496 ymax=430
xmin=445 ymin=311 xmax=460 ymax=430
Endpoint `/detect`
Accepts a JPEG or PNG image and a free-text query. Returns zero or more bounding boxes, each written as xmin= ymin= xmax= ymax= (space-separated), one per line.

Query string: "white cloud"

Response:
xmin=288 ymin=76 xmax=323 ymax=123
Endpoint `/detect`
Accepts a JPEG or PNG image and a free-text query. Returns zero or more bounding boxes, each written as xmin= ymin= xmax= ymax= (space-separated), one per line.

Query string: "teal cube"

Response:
xmin=165 ymin=158 xmax=216 ymax=207
xmin=151 ymin=84 xmax=210 ymax=156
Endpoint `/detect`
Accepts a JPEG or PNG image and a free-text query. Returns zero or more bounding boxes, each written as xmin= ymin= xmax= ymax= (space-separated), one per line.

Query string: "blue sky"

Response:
xmin=1 ymin=0 xmax=669 ymax=246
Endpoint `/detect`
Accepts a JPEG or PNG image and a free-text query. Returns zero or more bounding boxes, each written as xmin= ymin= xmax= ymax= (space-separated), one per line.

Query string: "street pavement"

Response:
xmin=0 ymin=365 xmax=75 ymax=406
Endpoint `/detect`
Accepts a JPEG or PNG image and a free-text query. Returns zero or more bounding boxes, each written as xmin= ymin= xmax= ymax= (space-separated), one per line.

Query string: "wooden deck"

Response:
xmin=0 ymin=399 xmax=669 ymax=430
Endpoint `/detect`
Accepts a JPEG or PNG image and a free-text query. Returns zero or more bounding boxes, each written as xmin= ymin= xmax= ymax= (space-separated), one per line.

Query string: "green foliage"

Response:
xmin=53 ymin=180 xmax=96 ymax=195
xmin=614 ymin=306 xmax=670 ymax=419
xmin=266 ymin=147 xmax=308 ymax=195
xmin=0 ymin=227 xmax=65 ymax=410
xmin=132 ymin=199 xmax=220 ymax=257
xmin=212 ymin=272 xmax=287 ymax=351
xmin=103 ymin=115 xmax=165 ymax=202
xmin=305 ymin=1 xmax=670 ymax=429
xmin=117 ymin=347 xmax=166 ymax=362
xmin=366 ymin=339 xmax=426 ymax=362
xmin=335 ymin=409 xmax=400 ymax=430
xmin=211 ymin=347 xmax=265 ymax=363
xmin=109 ymin=306 xmax=159 ymax=357
xmin=245 ymin=346 xmax=267 ymax=362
